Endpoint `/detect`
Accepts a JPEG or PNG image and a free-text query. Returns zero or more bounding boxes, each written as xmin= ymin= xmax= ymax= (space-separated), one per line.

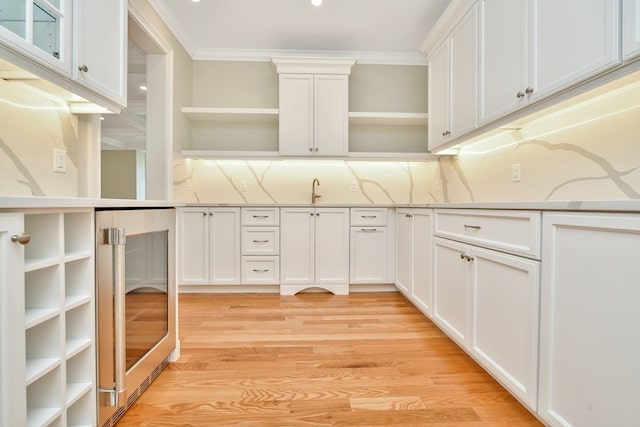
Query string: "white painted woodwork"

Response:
xmin=0 ymin=210 xmax=96 ymax=426
xmin=241 ymin=256 xmax=280 ymax=285
xmin=182 ymin=107 xmax=279 ymax=122
xmin=434 ymin=209 xmax=541 ymax=259
xmin=428 ymin=3 xmax=478 ymax=152
xmin=280 ymin=208 xmax=349 ymax=292
xmin=241 ymin=227 xmax=279 ymax=256
xmin=73 ymin=0 xmax=127 ymax=106
xmin=177 ymin=208 xmax=240 ymax=285
xmin=539 ymin=212 xmax=640 ymax=426
xmin=241 ymin=207 xmax=280 ymax=226
xmin=278 ymin=73 xmax=349 ymax=157
xmin=530 ymin=0 xmax=621 ymax=102
xmin=350 ymin=227 xmax=388 ymax=284
xmin=350 ymin=208 xmax=388 ymax=227
xmin=623 ymin=0 xmax=640 ymax=61
xmin=348 ymin=112 xmax=428 ymax=126
xmin=433 ymin=237 xmax=470 ymax=346
xmin=470 ymin=246 xmax=539 ymax=410
xmin=479 ymin=0 xmax=530 ymax=124
xmin=395 ymin=209 xmax=433 ymax=314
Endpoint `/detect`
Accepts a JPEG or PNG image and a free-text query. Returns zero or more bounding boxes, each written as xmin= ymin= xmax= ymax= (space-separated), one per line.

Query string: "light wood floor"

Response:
xmin=116 ymin=292 xmax=542 ymax=426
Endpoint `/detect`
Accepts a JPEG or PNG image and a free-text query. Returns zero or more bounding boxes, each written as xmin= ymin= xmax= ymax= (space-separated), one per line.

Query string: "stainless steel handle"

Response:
xmin=361 ymin=228 xmax=377 ymax=232
xmin=252 ymin=269 xmax=269 ymax=273
xmin=361 ymin=215 xmax=377 ymax=218
xmin=252 ymin=215 xmax=269 ymax=218
xmin=11 ymin=233 xmax=30 ymax=245
xmin=525 ymin=87 xmax=534 ymax=94
xmin=252 ymin=240 xmax=269 ymax=243
xmin=516 ymin=91 xmax=525 ymax=98
xmin=464 ymin=224 xmax=482 ymax=230
xmin=78 ymin=64 xmax=88 ymax=72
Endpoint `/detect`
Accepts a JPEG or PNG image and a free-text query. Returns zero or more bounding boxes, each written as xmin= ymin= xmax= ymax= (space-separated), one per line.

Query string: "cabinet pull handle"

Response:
xmin=11 ymin=233 xmax=31 ymax=245
xmin=516 ymin=91 xmax=525 ymax=98
xmin=361 ymin=228 xmax=377 ymax=232
xmin=252 ymin=269 xmax=269 ymax=273
xmin=78 ymin=64 xmax=89 ymax=72
xmin=252 ymin=215 xmax=269 ymax=218
xmin=252 ymin=240 xmax=269 ymax=243
xmin=464 ymin=224 xmax=481 ymax=230
xmin=525 ymin=87 xmax=534 ymax=94
xmin=361 ymin=215 xmax=377 ymax=218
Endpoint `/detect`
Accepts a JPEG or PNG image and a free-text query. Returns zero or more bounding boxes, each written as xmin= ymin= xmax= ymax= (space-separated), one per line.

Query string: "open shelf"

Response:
xmin=27 ymin=367 xmax=64 ymax=427
xmin=348 ymin=111 xmax=428 ymax=125
xmin=183 ymin=107 xmax=279 ymax=122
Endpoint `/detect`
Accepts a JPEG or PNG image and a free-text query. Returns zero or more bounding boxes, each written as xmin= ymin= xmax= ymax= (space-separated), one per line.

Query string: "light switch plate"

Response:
xmin=53 ymin=148 xmax=66 ymax=173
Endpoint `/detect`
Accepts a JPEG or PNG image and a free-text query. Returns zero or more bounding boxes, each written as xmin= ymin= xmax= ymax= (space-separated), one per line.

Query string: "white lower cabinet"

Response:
xmin=432 ymin=209 xmax=541 ymax=411
xmin=177 ymin=207 xmax=240 ymax=286
xmin=539 ymin=212 xmax=640 ymax=426
xmin=0 ymin=209 xmax=96 ymax=427
xmin=280 ymin=208 xmax=349 ymax=295
xmin=395 ymin=209 xmax=432 ymax=314
xmin=350 ymin=208 xmax=393 ymax=284
xmin=240 ymin=207 xmax=280 ymax=285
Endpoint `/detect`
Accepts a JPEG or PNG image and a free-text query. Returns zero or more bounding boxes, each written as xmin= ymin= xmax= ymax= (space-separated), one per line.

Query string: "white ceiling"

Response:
xmin=148 ymin=0 xmax=451 ymax=64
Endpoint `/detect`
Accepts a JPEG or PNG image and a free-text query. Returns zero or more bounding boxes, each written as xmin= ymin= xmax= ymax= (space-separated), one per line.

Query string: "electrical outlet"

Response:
xmin=53 ymin=148 xmax=66 ymax=173
xmin=350 ymin=180 xmax=359 ymax=192
xmin=512 ymin=163 xmax=522 ymax=182
xmin=239 ymin=180 xmax=247 ymax=191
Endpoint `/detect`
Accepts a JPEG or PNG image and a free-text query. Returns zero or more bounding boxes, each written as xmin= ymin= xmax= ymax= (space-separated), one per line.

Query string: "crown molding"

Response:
xmin=419 ymin=0 xmax=477 ymax=54
xmin=193 ymin=48 xmax=427 ymax=66
xmin=147 ymin=0 xmax=197 ymax=57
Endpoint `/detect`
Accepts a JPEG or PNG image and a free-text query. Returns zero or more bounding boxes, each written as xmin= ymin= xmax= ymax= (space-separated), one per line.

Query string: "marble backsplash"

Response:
xmin=0 ymin=78 xmax=79 ymax=197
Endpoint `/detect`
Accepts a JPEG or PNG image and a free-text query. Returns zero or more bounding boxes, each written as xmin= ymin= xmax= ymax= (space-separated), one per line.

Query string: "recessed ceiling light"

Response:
xmin=311 ymin=0 xmax=322 ymax=6
xmin=192 ymin=0 xmax=200 ymax=3
xmin=139 ymin=85 xmax=147 ymax=91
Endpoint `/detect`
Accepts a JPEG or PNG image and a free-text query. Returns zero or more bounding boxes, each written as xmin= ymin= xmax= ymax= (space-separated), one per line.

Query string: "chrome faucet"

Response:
xmin=311 ymin=178 xmax=321 ymax=204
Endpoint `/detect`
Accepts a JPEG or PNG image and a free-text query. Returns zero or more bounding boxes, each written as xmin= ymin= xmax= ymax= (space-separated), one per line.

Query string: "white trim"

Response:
xmin=419 ymin=0 xmax=477 ymax=54
xmin=271 ymin=57 xmax=357 ymax=75
xmin=128 ymin=2 xmax=173 ymax=55
xmin=146 ymin=0 xmax=196 ymax=56
xmin=193 ymin=48 xmax=427 ymax=65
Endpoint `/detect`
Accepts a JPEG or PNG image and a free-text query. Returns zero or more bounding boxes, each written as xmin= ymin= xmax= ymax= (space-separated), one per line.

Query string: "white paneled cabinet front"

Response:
xmin=73 ymin=0 xmax=127 ymax=107
xmin=623 ymin=0 xmax=640 ymax=61
xmin=350 ymin=228 xmax=388 ymax=284
xmin=278 ymin=74 xmax=349 ymax=156
xmin=428 ymin=3 xmax=478 ymax=152
xmin=178 ymin=208 xmax=240 ymax=285
xmin=539 ymin=212 xmax=640 ymax=426
xmin=395 ymin=209 xmax=432 ymax=314
xmin=280 ymin=208 xmax=349 ymax=294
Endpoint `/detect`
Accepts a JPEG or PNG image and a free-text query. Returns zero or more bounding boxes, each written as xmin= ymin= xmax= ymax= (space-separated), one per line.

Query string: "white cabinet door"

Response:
xmin=280 ymin=208 xmax=315 ymax=285
xmin=395 ymin=210 xmax=414 ymax=294
xmin=531 ymin=0 xmax=621 ymax=101
xmin=73 ymin=0 xmax=127 ymax=107
xmin=177 ymin=208 xmax=209 ymax=285
xmin=315 ymin=208 xmax=349 ymax=285
xmin=428 ymin=38 xmax=451 ymax=152
xmin=0 ymin=213 xmax=26 ymax=427
xmin=449 ymin=3 xmax=478 ymax=138
xmin=314 ymin=75 xmax=349 ymax=156
xmin=209 ymin=208 xmax=240 ymax=285
xmin=479 ymin=0 xmax=529 ymax=124
xmin=623 ymin=0 xmax=640 ymax=60
xmin=350 ymin=227 xmax=388 ymax=284
xmin=539 ymin=212 xmax=640 ymax=427
xmin=470 ymin=246 xmax=539 ymax=410
xmin=432 ymin=237 xmax=470 ymax=347
xmin=411 ymin=210 xmax=432 ymax=315
xmin=279 ymin=74 xmax=314 ymax=156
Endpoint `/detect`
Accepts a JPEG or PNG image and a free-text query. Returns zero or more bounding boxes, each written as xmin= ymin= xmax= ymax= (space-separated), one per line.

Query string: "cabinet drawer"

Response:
xmin=241 ymin=256 xmax=280 ymax=284
xmin=350 ymin=208 xmax=388 ymax=226
xmin=241 ymin=208 xmax=279 ymax=226
xmin=242 ymin=227 xmax=280 ymax=255
xmin=434 ymin=209 xmax=541 ymax=259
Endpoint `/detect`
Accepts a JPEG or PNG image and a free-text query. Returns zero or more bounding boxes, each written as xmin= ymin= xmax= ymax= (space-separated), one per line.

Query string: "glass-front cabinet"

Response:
xmin=0 ymin=0 xmax=71 ymax=74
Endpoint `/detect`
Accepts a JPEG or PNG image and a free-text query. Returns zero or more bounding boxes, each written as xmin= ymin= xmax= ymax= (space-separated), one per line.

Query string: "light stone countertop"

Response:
xmin=0 ymin=196 xmax=184 ymax=209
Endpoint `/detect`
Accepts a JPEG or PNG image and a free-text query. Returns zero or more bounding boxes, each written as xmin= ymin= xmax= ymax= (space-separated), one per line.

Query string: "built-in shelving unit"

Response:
xmin=348 ymin=112 xmax=428 ymax=126
xmin=182 ymin=107 xmax=279 ymax=122
xmin=1 ymin=209 xmax=96 ymax=427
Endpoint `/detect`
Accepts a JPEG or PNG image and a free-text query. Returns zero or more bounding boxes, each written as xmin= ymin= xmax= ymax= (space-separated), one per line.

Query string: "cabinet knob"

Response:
xmin=314 ymin=147 xmax=319 ymax=152
xmin=441 ymin=130 xmax=451 ymax=137
xmin=209 ymin=213 xmax=214 ymax=216
xmin=11 ymin=233 xmax=31 ymax=245
xmin=309 ymin=147 xmax=313 ymax=152
xmin=202 ymin=212 xmax=207 ymax=216
xmin=78 ymin=64 xmax=89 ymax=73
xmin=516 ymin=91 xmax=525 ymax=99
xmin=525 ymin=87 xmax=534 ymax=94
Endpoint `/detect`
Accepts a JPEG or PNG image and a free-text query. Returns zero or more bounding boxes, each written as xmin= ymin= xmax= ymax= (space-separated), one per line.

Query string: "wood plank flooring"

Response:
xmin=116 ymin=292 xmax=542 ymax=426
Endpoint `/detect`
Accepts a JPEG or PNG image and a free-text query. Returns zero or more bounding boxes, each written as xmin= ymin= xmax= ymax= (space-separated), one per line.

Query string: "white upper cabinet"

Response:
xmin=428 ymin=3 xmax=478 ymax=152
xmin=273 ymin=57 xmax=355 ymax=157
xmin=531 ymin=0 xmax=621 ymax=101
xmin=479 ymin=0 xmax=530 ymax=124
xmin=0 ymin=0 xmax=72 ymax=74
xmin=73 ymin=0 xmax=127 ymax=107
xmin=623 ymin=0 xmax=640 ymax=61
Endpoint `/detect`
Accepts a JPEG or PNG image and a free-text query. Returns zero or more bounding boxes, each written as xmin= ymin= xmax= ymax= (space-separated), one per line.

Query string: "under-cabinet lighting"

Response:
xmin=139 ymin=85 xmax=147 ymax=91
xmin=0 ymin=97 xmax=68 ymax=111
xmin=311 ymin=0 xmax=323 ymax=6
